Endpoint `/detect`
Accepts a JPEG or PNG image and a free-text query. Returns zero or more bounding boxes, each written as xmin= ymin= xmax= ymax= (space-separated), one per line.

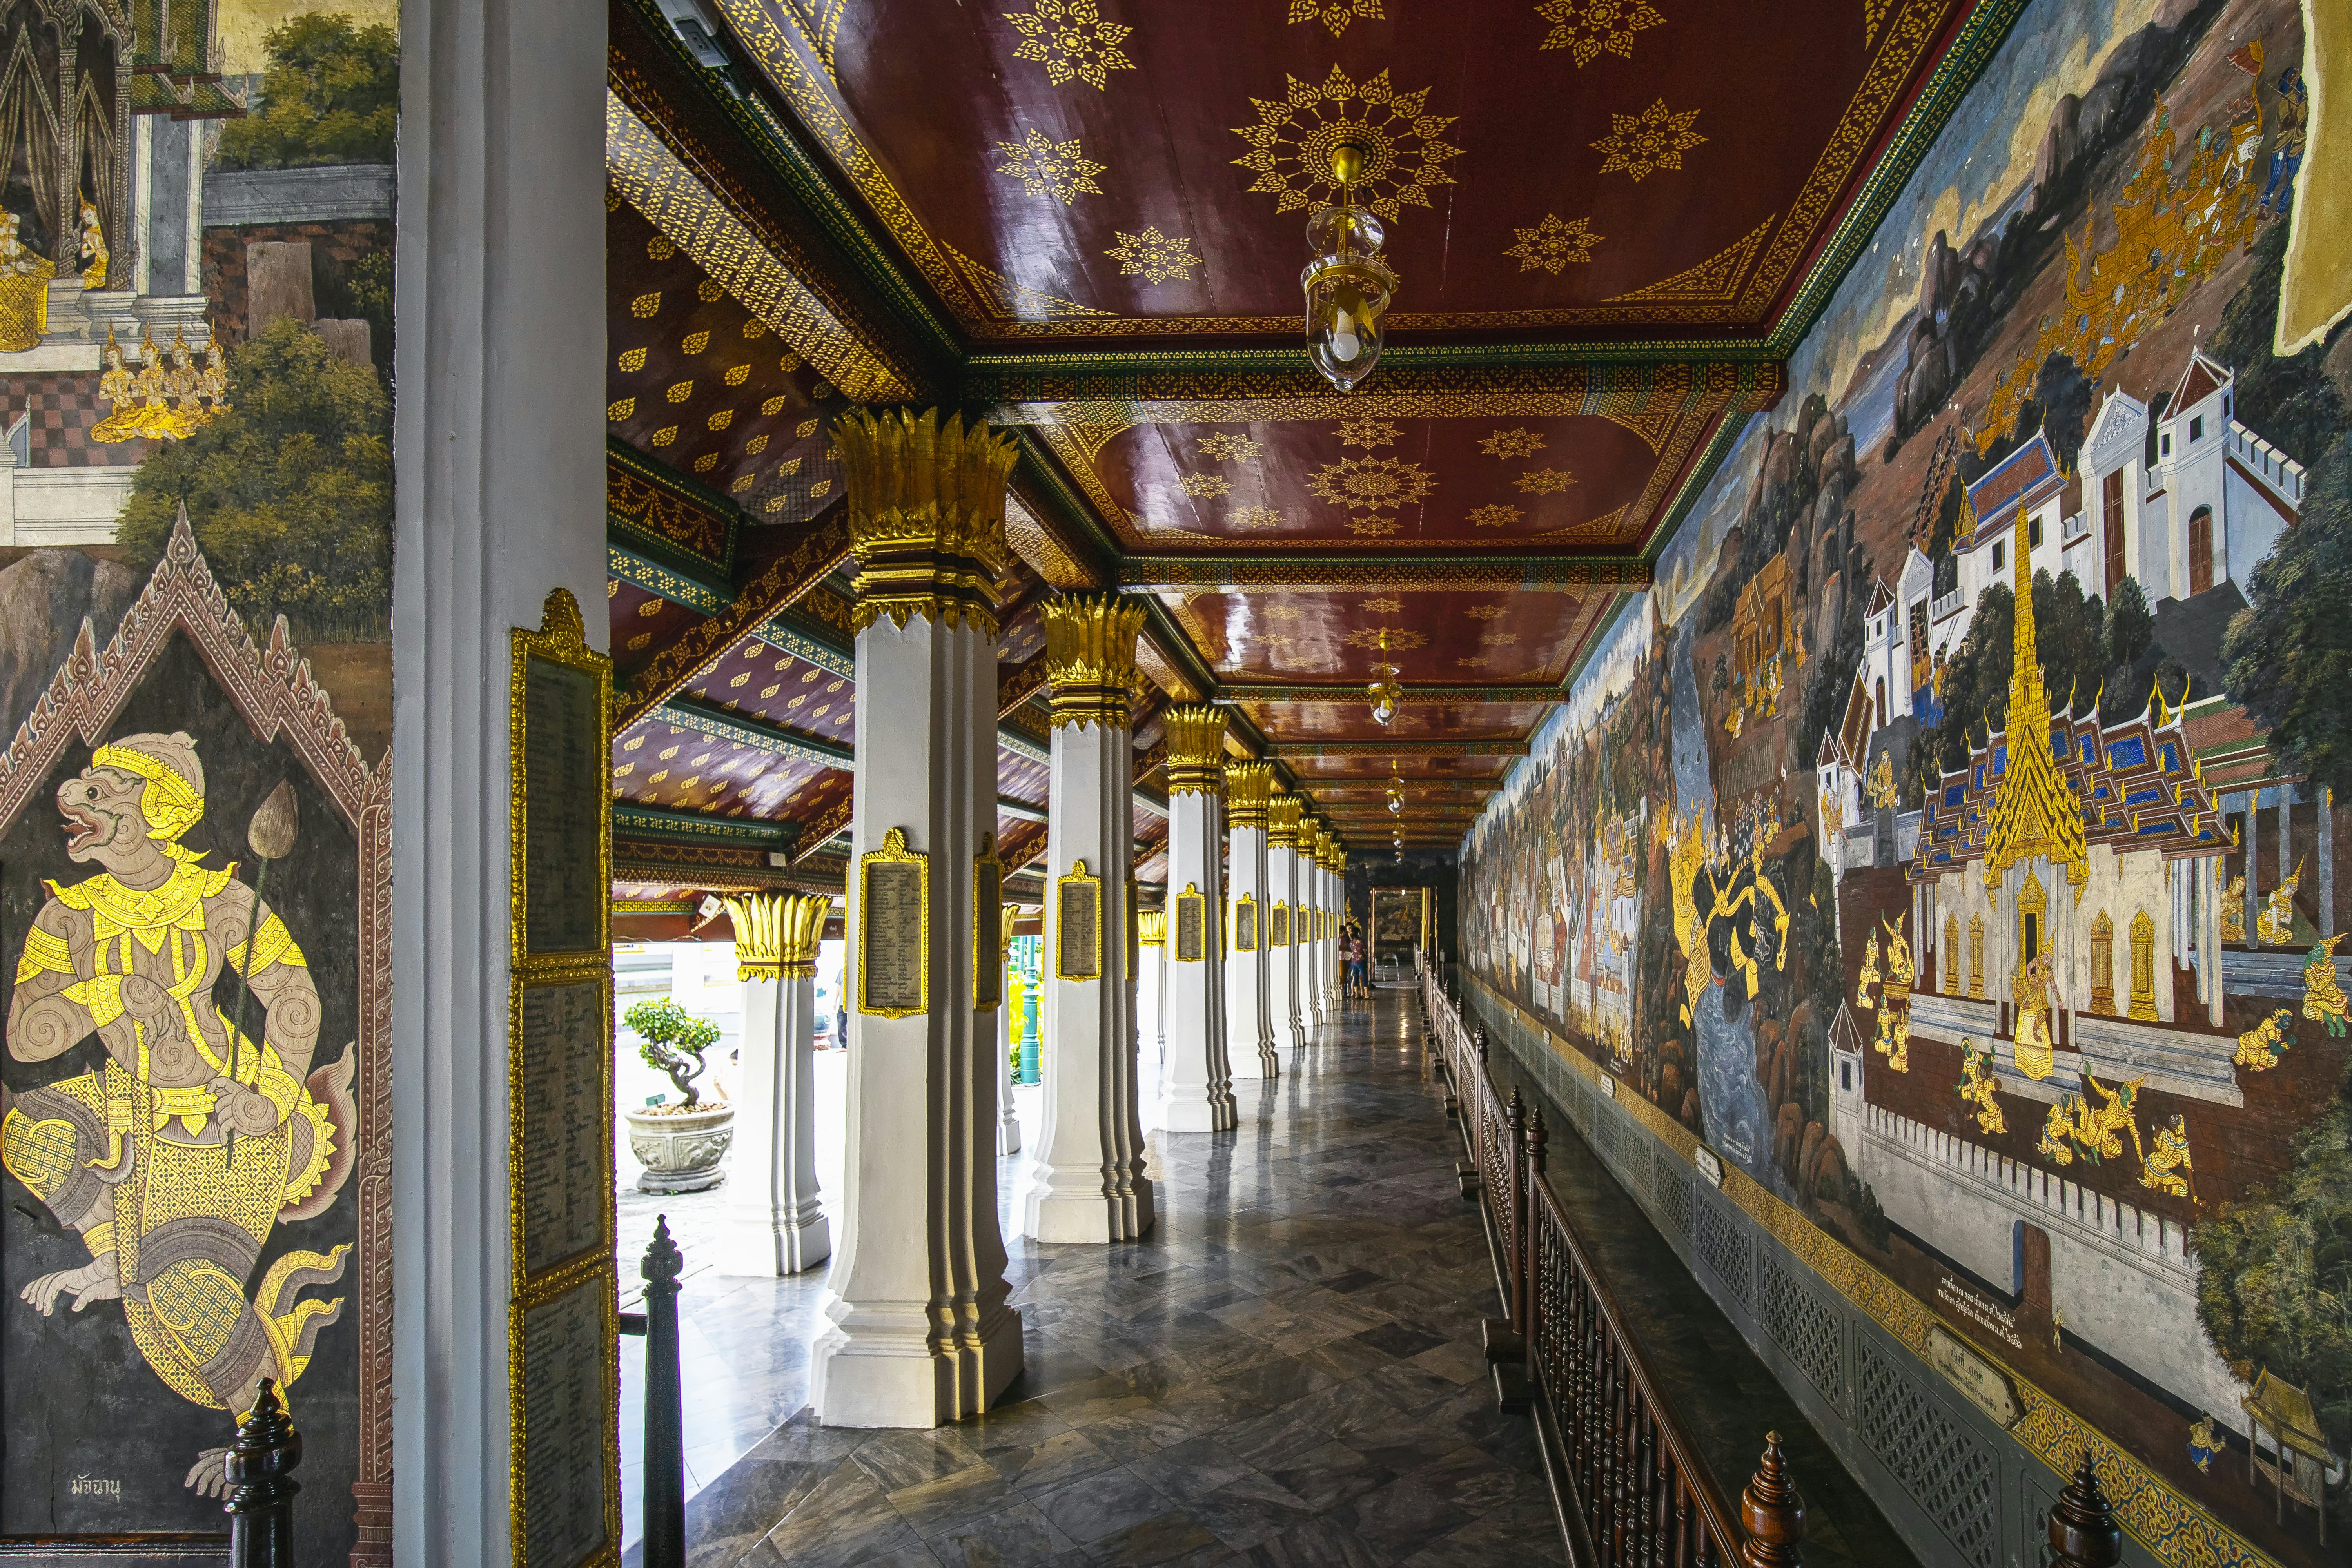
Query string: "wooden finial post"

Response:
xmin=1529 ymin=1103 xmax=1549 ymax=1173
xmin=2046 ymin=1450 xmax=2122 ymax=1568
xmin=1738 ymin=1431 xmax=1807 ymax=1568
xmin=227 ymin=1379 xmax=301 ymax=1568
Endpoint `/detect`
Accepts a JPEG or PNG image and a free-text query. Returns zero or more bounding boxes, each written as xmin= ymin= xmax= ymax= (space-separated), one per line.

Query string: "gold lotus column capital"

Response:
xmin=1042 ymin=593 xmax=1148 ymax=731
xmin=725 ymin=891 xmax=833 ymax=980
xmin=1138 ymin=911 xmax=1167 ymax=948
xmin=1225 ymin=761 xmax=1274 ymax=829
xmin=836 ymin=407 xmax=1017 ymax=639
xmin=1267 ymin=792 xmax=1302 ymax=848
xmin=1163 ymin=705 xmax=1228 ymax=797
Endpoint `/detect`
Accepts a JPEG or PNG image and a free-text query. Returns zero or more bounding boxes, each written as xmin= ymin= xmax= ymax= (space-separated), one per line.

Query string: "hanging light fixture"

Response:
xmin=1367 ymin=628 xmax=1403 ymax=726
xmin=1385 ymin=758 xmax=1405 ymax=815
xmin=1301 ymin=138 xmax=1397 ymax=393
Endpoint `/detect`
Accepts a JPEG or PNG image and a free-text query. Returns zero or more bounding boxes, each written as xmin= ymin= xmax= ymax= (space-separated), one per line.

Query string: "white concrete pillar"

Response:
xmin=1321 ymin=848 xmax=1343 ymax=1010
xmin=1140 ymin=911 xmax=1167 ymax=1065
xmin=1269 ymin=792 xmax=1307 ymax=1055
xmin=1157 ymin=706 xmax=1236 ymax=1132
xmin=1024 ymin=596 xmax=1155 ymax=1243
xmin=1223 ymin=763 xmax=1279 ymax=1079
xmin=812 ymin=409 xmax=1021 ymax=1428
xmin=390 ymin=0 xmax=604 ymax=1545
xmin=719 ymin=893 xmax=834 ymax=1275
xmin=1300 ymin=818 xmax=1330 ymax=1029
xmin=997 ymin=904 xmax=1021 ymax=1154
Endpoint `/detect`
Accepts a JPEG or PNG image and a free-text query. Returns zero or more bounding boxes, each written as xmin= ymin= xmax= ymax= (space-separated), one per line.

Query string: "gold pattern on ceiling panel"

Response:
xmin=1592 ymin=98 xmax=1706 ymax=181
xmin=1466 ymin=503 xmax=1522 ymax=528
xmin=1230 ymin=506 xmax=1286 ymax=530
xmin=1336 ymin=414 xmax=1400 ymax=449
xmin=996 ymin=128 xmax=1108 ymax=205
xmin=1177 ymin=472 xmax=1232 ymax=499
xmin=1003 ymin=0 xmax=1136 ymax=91
xmin=1504 ymin=213 xmax=1601 ymax=274
xmin=1342 ymin=627 xmax=1426 ymax=651
xmin=606 ymin=92 xmax=913 ymax=401
xmin=1515 ymin=468 xmax=1574 ymax=494
xmin=1288 ymin=0 xmax=1382 ymax=38
xmin=1478 ymin=428 xmax=1544 ymax=459
xmin=1196 ymin=432 xmax=1262 ymax=463
xmin=618 ymin=347 xmax=647 ymax=371
xmin=1306 ymin=455 xmax=1435 ymax=513
xmin=1105 ymin=226 xmax=1205 ymax=285
xmin=1536 ymin=0 xmax=1664 ymax=64
xmin=1607 ymin=212 xmax=1773 ymax=303
xmin=1231 ymin=66 xmax=1464 ymax=221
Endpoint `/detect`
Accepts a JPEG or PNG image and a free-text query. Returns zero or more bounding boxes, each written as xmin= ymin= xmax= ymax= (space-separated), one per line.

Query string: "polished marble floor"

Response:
xmin=639 ymin=991 xmax=1568 ymax=1567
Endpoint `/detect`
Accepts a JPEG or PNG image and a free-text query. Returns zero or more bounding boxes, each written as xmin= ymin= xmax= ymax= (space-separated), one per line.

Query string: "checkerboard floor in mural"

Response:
xmin=10 ymin=375 xmax=149 ymax=466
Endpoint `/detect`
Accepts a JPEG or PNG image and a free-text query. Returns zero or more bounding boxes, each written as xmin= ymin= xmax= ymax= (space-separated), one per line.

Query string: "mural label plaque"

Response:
xmin=1175 ymin=887 xmax=1206 ymax=962
xmin=1058 ymin=868 xmax=1102 ymax=981
xmin=522 ymin=655 xmax=603 ymax=957
xmin=862 ymin=867 xmax=926 ymax=1014
xmin=520 ymin=1279 xmax=613 ymax=1568
xmin=518 ymin=978 xmax=610 ymax=1276
xmin=1236 ymin=897 xmax=1259 ymax=951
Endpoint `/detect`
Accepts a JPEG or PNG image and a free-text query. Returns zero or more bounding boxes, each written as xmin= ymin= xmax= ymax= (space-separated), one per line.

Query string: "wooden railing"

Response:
xmin=1422 ymin=973 xmax=1805 ymax=1568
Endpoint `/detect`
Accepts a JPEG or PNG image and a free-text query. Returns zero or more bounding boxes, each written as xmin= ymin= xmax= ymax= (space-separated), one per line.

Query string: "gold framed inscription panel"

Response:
xmin=1056 ymin=859 xmax=1104 ymax=982
xmin=1272 ymin=901 xmax=1290 ymax=948
xmin=1234 ymin=893 xmax=1259 ymax=952
xmin=1174 ymin=884 xmax=1208 ymax=964
xmin=859 ymin=827 xmax=931 ymax=1018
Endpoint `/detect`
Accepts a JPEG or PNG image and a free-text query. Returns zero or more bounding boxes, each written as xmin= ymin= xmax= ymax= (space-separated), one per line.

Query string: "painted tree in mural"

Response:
xmin=215 ymin=13 xmax=399 ymax=170
xmin=116 ymin=319 xmax=392 ymax=643
xmin=2225 ymin=431 xmax=2352 ymax=801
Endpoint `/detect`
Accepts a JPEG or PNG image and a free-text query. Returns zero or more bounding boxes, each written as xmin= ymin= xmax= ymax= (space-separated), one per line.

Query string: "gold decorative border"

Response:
xmin=1055 ymin=858 xmax=1105 ymax=981
xmin=507 ymin=588 xmax=621 ymax=1568
xmin=1173 ymin=882 xmax=1208 ymax=963
xmin=857 ymin=826 xmax=932 ymax=1018
xmin=1458 ymin=974 xmax=2286 ymax=1568
xmin=1233 ymin=891 xmax=1259 ymax=952
xmin=974 ymin=832 xmax=1005 ymax=1011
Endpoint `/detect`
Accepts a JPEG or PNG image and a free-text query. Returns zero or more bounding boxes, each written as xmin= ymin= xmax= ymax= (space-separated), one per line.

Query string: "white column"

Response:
xmin=1269 ymin=793 xmax=1307 ymax=1056
xmin=1024 ymin=597 xmax=1154 ymax=1243
xmin=997 ymin=912 xmax=1021 ymax=1154
xmin=1321 ymin=853 xmax=1341 ymax=1010
xmin=1143 ymin=914 xmax=1167 ymax=1063
xmin=813 ymin=409 xmax=1020 ymax=1428
xmin=719 ymin=893 xmax=833 ymax=1276
xmin=1157 ymin=707 xmax=1235 ymax=1132
xmin=390 ymin=0 xmax=604 ymax=1546
xmin=1223 ymin=763 xmax=1278 ymax=1080
xmin=1301 ymin=821 xmax=1330 ymax=1029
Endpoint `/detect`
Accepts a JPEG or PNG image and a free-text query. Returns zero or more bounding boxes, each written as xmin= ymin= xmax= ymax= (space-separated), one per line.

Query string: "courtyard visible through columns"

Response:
xmin=809 ymin=408 xmax=1022 ymax=1429
xmin=1022 ymin=595 xmax=1155 ymax=1245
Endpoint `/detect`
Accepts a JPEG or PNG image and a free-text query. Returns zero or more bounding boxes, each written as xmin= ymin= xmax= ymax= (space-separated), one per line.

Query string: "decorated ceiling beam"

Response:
xmin=614 ymin=799 xmax=800 ymax=849
xmin=1218 ymin=684 xmax=1562 ymax=704
xmin=1267 ymin=740 xmax=1530 ymax=759
xmin=659 ymin=695 xmax=854 ymax=767
xmin=1118 ymin=558 xmax=1651 ymax=593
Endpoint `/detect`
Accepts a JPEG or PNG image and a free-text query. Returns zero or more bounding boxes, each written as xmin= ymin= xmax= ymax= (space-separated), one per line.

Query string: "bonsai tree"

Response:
xmin=624 ymin=997 xmax=723 ymax=1109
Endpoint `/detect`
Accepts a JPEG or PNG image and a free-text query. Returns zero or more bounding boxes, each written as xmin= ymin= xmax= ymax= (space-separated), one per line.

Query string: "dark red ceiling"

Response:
xmin=1166 ymin=587 xmax=1616 ymax=684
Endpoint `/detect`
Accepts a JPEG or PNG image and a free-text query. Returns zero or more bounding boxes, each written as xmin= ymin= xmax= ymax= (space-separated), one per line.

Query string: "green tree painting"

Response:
xmin=217 ymin=14 xmax=399 ymax=170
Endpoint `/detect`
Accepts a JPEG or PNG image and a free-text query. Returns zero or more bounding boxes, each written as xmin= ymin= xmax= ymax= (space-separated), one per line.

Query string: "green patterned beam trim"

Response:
xmin=610 ymin=544 xmax=732 ymax=616
xmin=661 ymin=696 xmax=854 ymax=767
xmin=613 ymin=800 xmax=801 ymax=849
xmin=753 ymin=610 xmax=856 ymax=680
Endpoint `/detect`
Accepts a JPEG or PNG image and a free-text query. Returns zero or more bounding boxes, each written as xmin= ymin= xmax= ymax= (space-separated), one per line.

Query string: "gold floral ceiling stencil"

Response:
xmin=1289 ymin=0 xmax=1383 ymax=37
xmin=1467 ymin=503 xmax=1523 ymax=527
xmin=996 ymin=128 xmax=1109 ymax=203
xmin=1178 ymin=472 xmax=1234 ymax=498
xmin=1503 ymin=213 xmax=1602 ymax=273
xmin=1105 ymin=225 xmax=1205 ymax=284
xmin=1606 ymin=212 xmax=1774 ymax=303
xmin=1479 ymin=428 xmax=1546 ymax=459
xmin=1004 ymin=0 xmax=1136 ymax=91
xmin=1198 ymin=432 xmax=1264 ymax=462
xmin=941 ymin=244 xmax=1116 ymax=323
xmin=1537 ymin=0 xmax=1664 ymax=64
xmin=1230 ymin=505 xmax=1286 ymax=529
xmin=1345 ymin=516 xmax=1405 ymax=536
xmin=1360 ymin=596 xmax=1402 ymax=612
xmin=1343 ymin=626 xmax=1428 ymax=651
xmin=1515 ymin=468 xmax=1576 ymax=494
xmin=1307 ymin=455 xmax=1436 ymax=512
xmin=1465 ymin=604 xmax=1510 ymax=619
xmin=1231 ymin=65 xmax=1465 ymax=221
xmin=1593 ymin=98 xmax=1706 ymax=181
xmin=1336 ymin=414 xmax=1401 ymax=449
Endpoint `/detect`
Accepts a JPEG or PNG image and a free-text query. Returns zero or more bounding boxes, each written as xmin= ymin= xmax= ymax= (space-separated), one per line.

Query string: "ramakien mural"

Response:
xmin=0 ymin=0 xmax=395 ymax=1558
xmin=1463 ymin=0 xmax=2351 ymax=1556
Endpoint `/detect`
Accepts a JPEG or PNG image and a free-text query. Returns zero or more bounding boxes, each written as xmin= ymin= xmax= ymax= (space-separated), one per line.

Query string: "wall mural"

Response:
xmin=1463 ymin=0 xmax=2350 ymax=1557
xmin=0 ymin=0 xmax=394 ymax=1559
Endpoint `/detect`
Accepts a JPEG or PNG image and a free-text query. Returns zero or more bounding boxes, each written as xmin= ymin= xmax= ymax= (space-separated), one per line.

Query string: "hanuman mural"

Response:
xmin=3 ymin=731 xmax=354 ymax=1494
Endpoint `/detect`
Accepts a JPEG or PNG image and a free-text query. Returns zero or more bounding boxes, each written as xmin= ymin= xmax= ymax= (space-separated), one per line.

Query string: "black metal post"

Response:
xmin=226 ymin=1379 xmax=299 ymax=1568
xmin=641 ymin=1216 xmax=686 ymax=1568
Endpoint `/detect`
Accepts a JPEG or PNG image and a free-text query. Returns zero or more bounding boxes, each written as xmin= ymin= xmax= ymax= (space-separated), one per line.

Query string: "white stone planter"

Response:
xmin=626 ymin=1103 xmax=735 ymax=1193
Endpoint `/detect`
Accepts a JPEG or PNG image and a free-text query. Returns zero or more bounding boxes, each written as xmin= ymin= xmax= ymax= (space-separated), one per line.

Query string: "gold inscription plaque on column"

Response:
xmin=860 ymin=827 xmax=930 ymax=1017
xmin=517 ymin=977 xmax=612 ymax=1276
xmin=1174 ymin=882 xmax=1207 ymax=963
xmin=1234 ymin=894 xmax=1258 ymax=952
xmin=974 ymin=833 xmax=1004 ymax=1011
xmin=1271 ymin=901 xmax=1290 ymax=947
xmin=1057 ymin=859 xmax=1103 ymax=980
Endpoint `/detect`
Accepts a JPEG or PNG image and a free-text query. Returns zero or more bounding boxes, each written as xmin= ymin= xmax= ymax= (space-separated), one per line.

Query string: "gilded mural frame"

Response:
xmin=506 ymin=588 xmax=621 ymax=1568
xmin=1054 ymin=858 xmax=1104 ymax=982
xmin=857 ymin=826 xmax=931 ymax=1019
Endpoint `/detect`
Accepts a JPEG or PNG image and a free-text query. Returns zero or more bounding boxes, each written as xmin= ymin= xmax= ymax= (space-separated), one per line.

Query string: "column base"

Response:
xmin=997 ymin=1107 xmax=1022 ymax=1155
xmin=1286 ymin=1022 xmax=1307 ymax=1051
xmin=946 ymin=1302 xmax=1025 ymax=1415
xmin=810 ymin=1303 xmax=954 ymax=1428
xmin=714 ymin=1203 xmax=833 ymax=1277
xmin=1154 ymin=1089 xmax=1236 ymax=1134
xmin=1024 ymin=1167 xmax=1156 ymax=1243
xmin=1229 ymin=1047 xmax=1275 ymax=1081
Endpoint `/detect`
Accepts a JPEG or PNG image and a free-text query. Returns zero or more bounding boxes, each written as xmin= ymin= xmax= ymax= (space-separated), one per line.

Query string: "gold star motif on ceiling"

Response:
xmin=1466 ymin=503 xmax=1523 ymax=528
xmin=1003 ymin=0 xmax=1136 ymax=90
xmin=1515 ymin=468 xmax=1576 ymax=494
xmin=1479 ymin=428 xmax=1546 ymax=459
xmin=1105 ymin=225 xmax=1205 ymax=285
xmin=1197 ymin=431 xmax=1263 ymax=462
xmin=1536 ymin=0 xmax=1665 ymax=64
xmin=1360 ymin=596 xmax=1402 ymax=612
xmin=1465 ymin=604 xmax=1510 ymax=620
xmin=1231 ymin=65 xmax=1465 ymax=220
xmin=1503 ymin=214 xmax=1602 ymax=274
xmin=1307 ymin=455 xmax=1436 ymax=512
xmin=1230 ymin=505 xmax=1286 ymax=529
xmin=1178 ymin=472 xmax=1233 ymax=498
xmin=1336 ymin=414 xmax=1401 ymax=450
xmin=996 ymin=127 xmax=1109 ymax=204
xmin=1593 ymin=99 xmax=1706 ymax=181
xmin=1287 ymin=0 xmax=1383 ymax=37
xmin=1345 ymin=516 xmax=1405 ymax=536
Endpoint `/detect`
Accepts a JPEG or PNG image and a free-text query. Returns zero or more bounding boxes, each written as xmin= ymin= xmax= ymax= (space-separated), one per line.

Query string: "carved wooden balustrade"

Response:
xmin=1422 ymin=973 xmax=1806 ymax=1568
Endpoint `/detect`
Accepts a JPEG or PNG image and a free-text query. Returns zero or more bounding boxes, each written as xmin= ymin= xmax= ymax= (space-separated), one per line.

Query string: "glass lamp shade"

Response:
xmin=1301 ymin=203 xmax=1395 ymax=393
xmin=1366 ymin=673 xmax=1401 ymax=725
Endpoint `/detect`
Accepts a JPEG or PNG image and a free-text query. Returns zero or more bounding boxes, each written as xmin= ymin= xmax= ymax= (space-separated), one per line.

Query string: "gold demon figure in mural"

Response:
xmin=3 ymin=733 xmax=355 ymax=1497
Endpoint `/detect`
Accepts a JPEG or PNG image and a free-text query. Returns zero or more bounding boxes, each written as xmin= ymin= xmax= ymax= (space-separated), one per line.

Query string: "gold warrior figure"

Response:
xmin=3 ymin=733 xmax=354 ymax=1496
